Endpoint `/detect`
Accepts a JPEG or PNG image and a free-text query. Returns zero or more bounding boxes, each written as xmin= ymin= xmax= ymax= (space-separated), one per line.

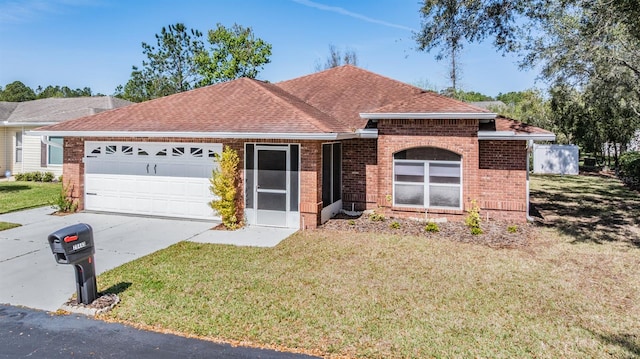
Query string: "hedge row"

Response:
xmin=14 ymin=171 xmax=57 ymax=182
xmin=619 ymin=151 xmax=640 ymax=187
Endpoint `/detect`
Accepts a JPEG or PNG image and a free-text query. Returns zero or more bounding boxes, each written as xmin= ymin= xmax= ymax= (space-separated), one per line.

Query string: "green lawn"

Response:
xmin=0 ymin=181 xmax=61 ymax=230
xmin=97 ymin=175 xmax=640 ymax=358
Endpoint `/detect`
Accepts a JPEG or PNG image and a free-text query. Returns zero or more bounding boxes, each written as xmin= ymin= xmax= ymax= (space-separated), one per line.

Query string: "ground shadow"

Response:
xmin=586 ymin=328 xmax=640 ymax=357
xmin=101 ymin=282 xmax=132 ymax=295
xmin=530 ymin=174 xmax=640 ymax=247
xmin=0 ymin=185 xmax=30 ymax=193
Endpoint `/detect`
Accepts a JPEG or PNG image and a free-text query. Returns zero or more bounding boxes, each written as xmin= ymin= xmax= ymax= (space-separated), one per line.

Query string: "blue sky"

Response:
xmin=0 ymin=0 xmax=541 ymax=97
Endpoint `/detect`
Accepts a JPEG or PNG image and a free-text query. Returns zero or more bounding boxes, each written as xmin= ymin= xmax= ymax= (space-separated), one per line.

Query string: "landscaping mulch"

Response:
xmin=319 ymin=212 xmax=537 ymax=249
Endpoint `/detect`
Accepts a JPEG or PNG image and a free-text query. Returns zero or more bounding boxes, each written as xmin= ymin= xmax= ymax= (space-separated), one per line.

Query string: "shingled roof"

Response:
xmin=40 ymin=78 xmax=351 ymax=135
xmin=277 ymin=65 xmax=425 ymax=129
xmin=1 ymin=96 xmax=131 ymax=125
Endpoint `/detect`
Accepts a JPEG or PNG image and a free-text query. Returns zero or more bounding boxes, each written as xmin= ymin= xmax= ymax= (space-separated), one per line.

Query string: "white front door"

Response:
xmin=84 ymin=141 xmax=222 ymax=220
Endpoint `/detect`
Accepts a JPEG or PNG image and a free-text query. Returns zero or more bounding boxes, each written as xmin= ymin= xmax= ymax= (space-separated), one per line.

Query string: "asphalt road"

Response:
xmin=0 ymin=304 xmax=319 ymax=359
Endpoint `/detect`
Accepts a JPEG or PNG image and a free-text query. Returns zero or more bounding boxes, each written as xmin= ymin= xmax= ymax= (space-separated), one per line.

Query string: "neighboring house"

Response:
xmin=31 ymin=66 xmax=555 ymax=229
xmin=0 ymin=97 xmax=131 ymax=177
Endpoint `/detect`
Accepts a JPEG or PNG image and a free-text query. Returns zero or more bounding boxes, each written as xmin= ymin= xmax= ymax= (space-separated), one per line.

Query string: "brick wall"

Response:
xmin=342 ymin=138 xmax=377 ymax=211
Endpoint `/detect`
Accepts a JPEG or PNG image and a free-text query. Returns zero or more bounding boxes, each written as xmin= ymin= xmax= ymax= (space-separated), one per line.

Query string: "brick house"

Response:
xmin=31 ymin=66 xmax=555 ymax=229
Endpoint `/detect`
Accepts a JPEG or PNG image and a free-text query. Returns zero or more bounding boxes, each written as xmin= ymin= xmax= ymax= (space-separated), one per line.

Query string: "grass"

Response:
xmin=0 ymin=181 xmax=61 ymax=230
xmin=530 ymin=173 xmax=640 ymax=244
xmin=98 ymin=173 xmax=640 ymax=358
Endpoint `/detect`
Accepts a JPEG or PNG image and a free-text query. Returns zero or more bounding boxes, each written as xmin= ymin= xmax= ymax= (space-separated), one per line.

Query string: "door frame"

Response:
xmin=245 ymin=143 xmax=300 ymax=229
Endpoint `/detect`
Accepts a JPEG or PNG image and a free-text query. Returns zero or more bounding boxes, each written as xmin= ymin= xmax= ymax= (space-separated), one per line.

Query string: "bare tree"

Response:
xmin=315 ymin=44 xmax=358 ymax=71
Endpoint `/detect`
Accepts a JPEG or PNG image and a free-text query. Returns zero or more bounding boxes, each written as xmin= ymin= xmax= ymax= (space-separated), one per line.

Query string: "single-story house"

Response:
xmin=1 ymin=96 xmax=131 ymax=177
xmin=31 ymin=65 xmax=555 ymax=229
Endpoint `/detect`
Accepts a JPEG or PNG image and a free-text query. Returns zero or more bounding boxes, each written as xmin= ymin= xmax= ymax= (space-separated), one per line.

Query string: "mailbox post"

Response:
xmin=48 ymin=223 xmax=98 ymax=305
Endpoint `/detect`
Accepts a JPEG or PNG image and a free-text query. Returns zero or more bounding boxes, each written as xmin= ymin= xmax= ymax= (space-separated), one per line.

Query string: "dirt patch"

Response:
xmin=319 ymin=213 xmax=537 ymax=249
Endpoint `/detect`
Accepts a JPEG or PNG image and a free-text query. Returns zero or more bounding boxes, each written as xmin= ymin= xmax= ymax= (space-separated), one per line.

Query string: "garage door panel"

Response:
xmin=84 ymin=141 xmax=221 ymax=220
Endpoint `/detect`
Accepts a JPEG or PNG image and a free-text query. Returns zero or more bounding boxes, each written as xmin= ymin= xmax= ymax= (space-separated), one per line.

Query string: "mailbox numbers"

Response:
xmin=72 ymin=241 xmax=87 ymax=251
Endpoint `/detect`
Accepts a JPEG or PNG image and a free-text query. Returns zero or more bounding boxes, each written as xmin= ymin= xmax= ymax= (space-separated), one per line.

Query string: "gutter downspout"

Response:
xmin=526 ymin=140 xmax=534 ymax=221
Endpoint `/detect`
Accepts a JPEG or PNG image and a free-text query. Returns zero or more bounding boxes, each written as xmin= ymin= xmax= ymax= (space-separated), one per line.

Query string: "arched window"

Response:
xmin=393 ymin=147 xmax=462 ymax=209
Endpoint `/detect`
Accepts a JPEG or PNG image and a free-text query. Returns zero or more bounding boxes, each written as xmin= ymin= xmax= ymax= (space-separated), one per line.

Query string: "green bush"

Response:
xmin=424 ymin=222 xmax=440 ymax=233
xmin=54 ymin=182 xmax=78 ymax=213
xmin=389 ymin=221 xmax=401 ymax=229
xmin=42 ymin=172 xmax=55 ymax=182
xmin=619 ymin=151 xmax=640 ymax=185
xmin=368 ymin=212 xmax=385 ymax=222
xmin=465 ymin=200 xmax=483 ymax=235
xmin=507 ymin=225 xmax=518 ymax=234
xmin=209 ymin=146 xmax=241 ymax=229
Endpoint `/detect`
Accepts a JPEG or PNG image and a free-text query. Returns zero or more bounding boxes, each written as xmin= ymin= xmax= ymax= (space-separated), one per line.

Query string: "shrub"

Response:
xmin=368 ymin=212 xmax=385 ymax=222
xmin=347 ymin=219 xmax=356 ymax=226
xmin=424 ymin=222 xmax=440 ymax=233
xmin=14 ymin=173 xmax=26 ymax=181
xmin=389 ymin=221 xmax=401 ymax=229
xmin=619 ymin=151 xmax=640 ymax=186
xmin=465 ymin=200 xmax=483 ymax=235
xmin=42 ymin=172 xmax=55 ymax=182
xmin=54 ymin=182 xmax=78 ymax=213
xmin=209 ymin=146 xmax=241 ymax=230
xmin=507 ymin=225 xmax=518 ymax=234
xmin=32 ymin=172 xmax=43 ymax=182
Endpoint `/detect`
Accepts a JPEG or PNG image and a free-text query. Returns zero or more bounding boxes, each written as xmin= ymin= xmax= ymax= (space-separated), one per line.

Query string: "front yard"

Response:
xmin=0 ymin=181 xmax=61 ymax=230
xmin=97 ymin=174 xmax=640 ymax=358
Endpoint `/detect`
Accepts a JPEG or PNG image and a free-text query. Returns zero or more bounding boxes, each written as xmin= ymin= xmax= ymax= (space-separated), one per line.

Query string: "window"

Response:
xmin=322 ymin=143 xmax=341 ymax=208
xmin=15 ymin=132 xmax=22 ymax=163
xmin=47 ymin=136 xmax=64 ymax=165
xmin=393 ymin=148 xmax=462 ymax=209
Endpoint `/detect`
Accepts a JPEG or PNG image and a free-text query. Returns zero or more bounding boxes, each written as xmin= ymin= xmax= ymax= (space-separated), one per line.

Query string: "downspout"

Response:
xmin=526 ymin=140 xmax=534 ymax=221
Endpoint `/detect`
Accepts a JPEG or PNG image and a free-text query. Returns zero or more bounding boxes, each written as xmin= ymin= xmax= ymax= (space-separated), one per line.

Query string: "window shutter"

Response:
xmin=41 ymin=141 xmax=47 ymax=168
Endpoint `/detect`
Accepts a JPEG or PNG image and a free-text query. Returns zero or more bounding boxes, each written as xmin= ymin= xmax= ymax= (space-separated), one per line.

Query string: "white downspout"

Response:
xmin=526 ymin=140 xmax=534 ymax=221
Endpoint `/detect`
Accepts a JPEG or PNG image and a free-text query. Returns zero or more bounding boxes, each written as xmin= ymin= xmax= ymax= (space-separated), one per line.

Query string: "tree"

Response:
xmin=118 ymin=23 xmax=205 ymax=102
xmin=442 ymin=88 xmax=493 ymax=102
xmin=196 ymin=23 xmax=272 ymax=85
xmin=315 ymin=44 xmax=358 ymax=71
xmin=0 ymin=81 xmax=36 ymax=102
xmin=117 ymin=23 xmax=272 ymax=102
xmin=209 ymin=146 xmax=241 ymax=229
xmin=35 ymin=85 xmax=93 ymax=99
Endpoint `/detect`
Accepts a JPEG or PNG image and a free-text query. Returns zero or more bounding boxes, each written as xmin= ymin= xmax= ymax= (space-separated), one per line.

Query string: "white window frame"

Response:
xmin=393 ymin=159 xmax=463 ymax=210
xmin=15 ymin=131 xmax=23 ymax=163
xmin=47 ymin=136 xmax=64 ymax=166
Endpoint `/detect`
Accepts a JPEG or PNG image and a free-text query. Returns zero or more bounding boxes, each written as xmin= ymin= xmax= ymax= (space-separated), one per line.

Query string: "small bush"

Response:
xmin=42 ymin=172 xmax=55 ymax=182
xmin=32 ymin=172 xmax=43 ymax=182
xmin=507 ymin=225 xmax=518 ymax=233
xmin=54 ymin=182 xmax=78 ymax=213
xmin=14 ymin=173 xmax=26 ymax=181
xmin=210 ymin=146 xmax=241 ymax=229
xmin=619 ymin=151 xmax=640 ymax=186
xmin=424 ymin=222 xmax=440 ymax=233
xmin=347 ymin=219 xmax=356 ymax=226
xmin=465 ymin=200 xmax=483 ymax=235
xmin=389 ymin=221 xmax=401 ymax=229
xmin=368 ymin=212 xmax=385 ymax=222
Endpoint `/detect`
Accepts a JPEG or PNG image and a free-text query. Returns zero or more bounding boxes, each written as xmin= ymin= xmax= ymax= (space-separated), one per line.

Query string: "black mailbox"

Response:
xmin=48 ymin=223 xmax=95 ymax=264
xmin=48 ymin=223 xmax=98 ymax=305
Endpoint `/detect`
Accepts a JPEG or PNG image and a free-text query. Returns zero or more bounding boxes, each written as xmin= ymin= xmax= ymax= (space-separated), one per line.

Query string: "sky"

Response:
xmin=0 ymin=0 xmax=542 ymax=98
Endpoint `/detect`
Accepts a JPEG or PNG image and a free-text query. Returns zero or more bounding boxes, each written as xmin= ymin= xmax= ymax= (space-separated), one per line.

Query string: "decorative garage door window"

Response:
xmin=85 ymin=142 xmax=221 ymax=178
xmin=393 ymin=147 xmax=462 ymax=210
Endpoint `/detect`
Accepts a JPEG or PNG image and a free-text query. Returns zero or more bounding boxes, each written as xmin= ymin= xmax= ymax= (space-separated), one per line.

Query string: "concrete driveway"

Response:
xmin=0 ymin=207 xmax=295 ymax=312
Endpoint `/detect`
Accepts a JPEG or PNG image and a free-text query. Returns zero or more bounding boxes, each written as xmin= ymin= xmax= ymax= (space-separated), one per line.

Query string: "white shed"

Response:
xmin=533 ymin=144 xmax=579 ymax=175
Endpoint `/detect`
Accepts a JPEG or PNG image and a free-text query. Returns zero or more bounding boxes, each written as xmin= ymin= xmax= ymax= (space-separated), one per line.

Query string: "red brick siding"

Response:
xmin=478 ymin=140 xmax=528 ymax=221
xmin=341 ymin=138 xmax=378 ymax=211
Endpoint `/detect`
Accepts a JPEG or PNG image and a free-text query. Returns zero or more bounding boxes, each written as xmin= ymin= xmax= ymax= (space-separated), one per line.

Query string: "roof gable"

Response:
xmin=364 ymin=91 xmax=491 ymax=117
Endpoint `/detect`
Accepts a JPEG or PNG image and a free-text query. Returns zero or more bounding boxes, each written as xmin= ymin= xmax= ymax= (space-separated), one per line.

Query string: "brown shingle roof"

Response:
xmin=41 ymin=78 xmax=351 ymax=134
xmin=368 ymin=91 xmax=491 ymax=114
xmin=276 ymin=65 xmax=424 ymax=129
xmin=494 ymin=116 xmax=554 ymax=136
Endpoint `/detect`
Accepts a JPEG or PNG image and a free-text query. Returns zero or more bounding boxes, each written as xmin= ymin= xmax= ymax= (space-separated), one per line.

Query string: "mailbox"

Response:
xmin=48 ymin=223 xmax=95 ymax=264
xmin=48 ymin=223 xmax=98 ymax=305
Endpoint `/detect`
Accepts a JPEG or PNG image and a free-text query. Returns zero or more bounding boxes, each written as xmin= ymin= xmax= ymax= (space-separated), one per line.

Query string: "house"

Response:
xmin=30 ymin=66 xmax=555 ymax=229
xmin=1 ymin=96 xmax=131 ymax=177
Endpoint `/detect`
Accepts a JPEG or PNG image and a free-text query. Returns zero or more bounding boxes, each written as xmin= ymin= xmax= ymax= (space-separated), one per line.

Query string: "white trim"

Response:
xmin=2 ymin=121 xmax=54 ymax=127
xmin=392 ymin=158 xmax=463 ymax=211
xmin=478 ymin=131 xmax=556 ymax=141
xmin=27 ymin=130 xmax=359 ymax=140
xmin=360 ymin=112 xmax=497 ymax=120
xmin=355 ymin=128 xmax=378 ymax=138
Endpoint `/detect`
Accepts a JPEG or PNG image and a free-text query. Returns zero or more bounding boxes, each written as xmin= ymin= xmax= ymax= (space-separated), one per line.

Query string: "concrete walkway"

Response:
xmin=0 ymin=207 xmax=296 ymax=312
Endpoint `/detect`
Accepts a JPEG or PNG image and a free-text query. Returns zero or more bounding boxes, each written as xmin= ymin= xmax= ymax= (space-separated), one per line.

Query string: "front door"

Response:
xmin=255 ymin=145 xmax=289 ymax=227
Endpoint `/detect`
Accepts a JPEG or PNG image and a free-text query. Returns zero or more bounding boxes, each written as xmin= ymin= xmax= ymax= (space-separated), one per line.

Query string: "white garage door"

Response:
xmin=84 ymin=141 xmax=222 ymax=220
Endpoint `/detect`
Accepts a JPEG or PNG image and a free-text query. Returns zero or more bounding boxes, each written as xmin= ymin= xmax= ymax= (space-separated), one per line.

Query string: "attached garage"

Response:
xmin=84 ymin=141 xmax=222 ymax=220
